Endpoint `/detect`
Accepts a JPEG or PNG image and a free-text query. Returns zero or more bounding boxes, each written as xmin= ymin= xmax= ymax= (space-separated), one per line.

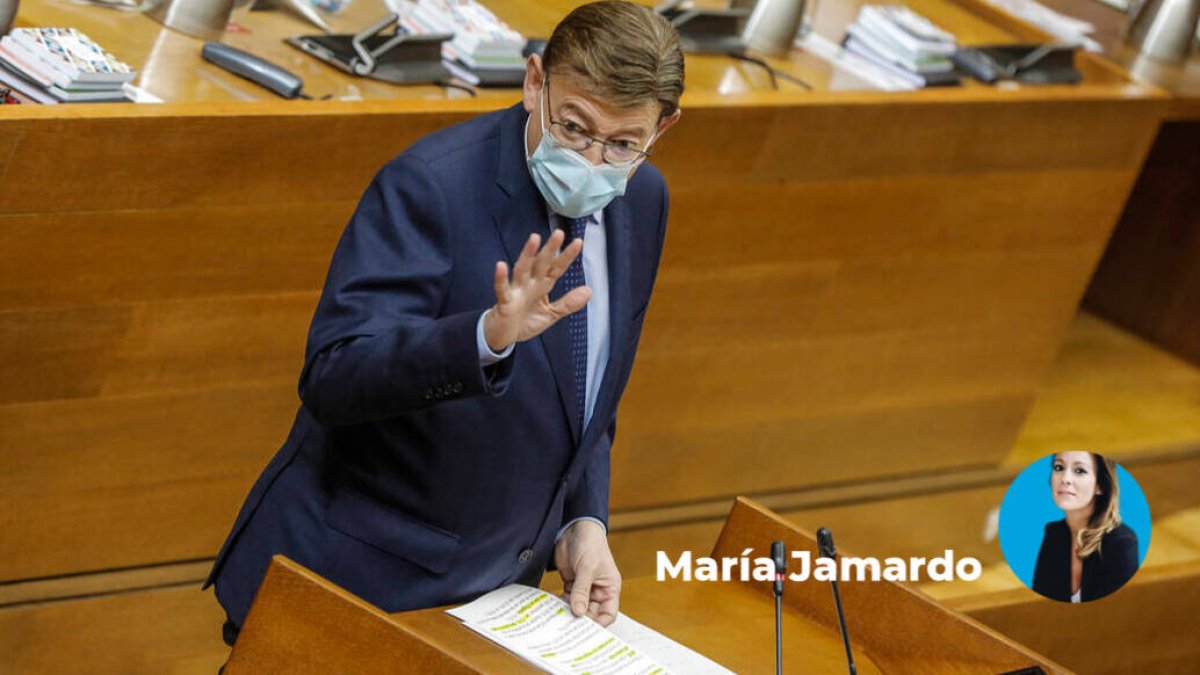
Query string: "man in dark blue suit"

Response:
xmin=206 ymin=0 xmax=684 ymax=644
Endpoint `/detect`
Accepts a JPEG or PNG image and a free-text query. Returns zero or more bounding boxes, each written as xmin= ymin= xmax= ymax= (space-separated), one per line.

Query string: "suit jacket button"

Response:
xmin=518 ymin=548 xmax=534 ymax=563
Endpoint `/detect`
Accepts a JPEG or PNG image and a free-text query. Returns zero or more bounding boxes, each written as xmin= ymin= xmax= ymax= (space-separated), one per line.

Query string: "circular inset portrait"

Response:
xmin=999 ymin=452 xmax=1150 ymax=603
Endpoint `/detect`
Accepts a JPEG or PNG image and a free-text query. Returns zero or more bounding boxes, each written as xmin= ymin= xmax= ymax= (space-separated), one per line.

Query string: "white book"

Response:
xmin=0 ymin=62 xmax=58 ymax=103
xmin=842 ymin=37 xmax=929 ymax=88
xmin=47 ymin=85 xmax=129 ymax=102
xmin=858 ymin=6 xmax=956 ymax=58
xmin=0 ymin=38 xmax=58 ymax=87
xmin=845 ymin=27 xmax=952 ymax=73
xmin=7 ymin=28 xmax=136 ymax=85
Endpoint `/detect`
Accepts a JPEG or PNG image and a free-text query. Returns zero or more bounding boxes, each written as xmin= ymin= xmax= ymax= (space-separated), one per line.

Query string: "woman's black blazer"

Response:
xmin=1031 ymin=519 xmax=1139 ymax=602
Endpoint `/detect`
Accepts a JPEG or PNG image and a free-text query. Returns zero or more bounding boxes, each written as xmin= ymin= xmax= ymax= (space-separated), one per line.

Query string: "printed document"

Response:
xmin=447 ymin=585 xmax=732 ymax=674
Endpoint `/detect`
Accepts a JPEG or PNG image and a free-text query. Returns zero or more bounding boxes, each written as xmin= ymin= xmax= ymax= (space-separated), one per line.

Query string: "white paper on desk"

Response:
xmin=608 ymin=613 xmax=733 ymax=674
xmin=448 ymin=585 xmax=731 ymax=674
xmin=796 ymin=33 xmax=921 ymax=91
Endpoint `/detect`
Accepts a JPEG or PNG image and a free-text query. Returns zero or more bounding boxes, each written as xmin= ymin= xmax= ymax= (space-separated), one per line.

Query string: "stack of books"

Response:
xmin=0 ymin=27 xmax=136 ymax=103
xmin=842 ymin=5 xmax=959 ymax=88
xmin=392 ymin=0 xmax=527 ymax=85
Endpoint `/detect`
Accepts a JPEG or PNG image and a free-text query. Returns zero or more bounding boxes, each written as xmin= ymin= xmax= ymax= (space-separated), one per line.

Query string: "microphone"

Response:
xmin=817 ymin=527 xmax=856 ymax=675
xmin=817 ymin=527 xmax=836 ymax=558
xmin=771 ymin=539 xmax=786 ymax=675
xmin=771 ymin=540 xmax=787 ymax=597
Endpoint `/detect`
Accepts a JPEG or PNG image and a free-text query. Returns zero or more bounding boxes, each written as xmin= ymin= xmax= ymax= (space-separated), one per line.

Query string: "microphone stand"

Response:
xmin=771 ymin=540 xmax=786 ymax=675
xmin=817 ymin=527 xmax=856 ymax=675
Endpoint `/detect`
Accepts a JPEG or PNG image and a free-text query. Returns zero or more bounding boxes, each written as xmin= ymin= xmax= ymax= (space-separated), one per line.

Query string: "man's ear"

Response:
xmin=522 ymin=55 xmax=545 ymax=114
xmin=655 ymin=108 xmax=682 ymax=137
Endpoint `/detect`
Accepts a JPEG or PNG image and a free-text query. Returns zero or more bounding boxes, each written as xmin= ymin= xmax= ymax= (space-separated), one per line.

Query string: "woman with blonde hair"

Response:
xmin=1032 ymin=451 xmax=1139 ymax=602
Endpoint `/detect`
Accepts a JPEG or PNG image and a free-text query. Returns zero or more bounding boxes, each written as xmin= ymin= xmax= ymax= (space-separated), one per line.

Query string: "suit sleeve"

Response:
xmin=298 ymin=156 xmax=513 ymax=426
xmin=563 ymin=421 xmax=615 ymax=528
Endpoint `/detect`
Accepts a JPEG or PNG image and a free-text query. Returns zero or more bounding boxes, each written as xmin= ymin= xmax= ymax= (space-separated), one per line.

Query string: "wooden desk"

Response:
xmin=10 ymin=0 xmax=1156 ymax=102
xmin=0 ymin=0 xmax=1165 ymax=606
xmin=393 ymin=578 xmax=888 ymax=674
xmin=1038 ymin=0 xmax=1200 ymax=119
xmin=1023 ymin=0 xmax=1200 ymax=366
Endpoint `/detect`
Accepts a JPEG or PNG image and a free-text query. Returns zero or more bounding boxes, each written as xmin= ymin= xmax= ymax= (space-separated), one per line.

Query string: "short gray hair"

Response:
xmin=542 ymin=1 xmax=685 ymax=118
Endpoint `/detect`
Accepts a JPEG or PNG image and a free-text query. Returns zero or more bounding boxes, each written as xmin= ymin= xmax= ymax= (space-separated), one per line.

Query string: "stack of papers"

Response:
xmin=447 ymin=585 xmax=733 ymax=674
xmin=390 ymin=0 xmax=526 ymax=69
xmin=0 ymin=28 xmax=135 ymax=103
xmin=982 ymin=0 xmax=1102 ymax=52
xmin=841 ymin=5 xmax=959 ymax=88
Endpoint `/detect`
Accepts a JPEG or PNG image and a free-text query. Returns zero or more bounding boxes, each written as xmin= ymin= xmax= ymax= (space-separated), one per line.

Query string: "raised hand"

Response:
xmin=483 ymin=229 xmax=591 ymax=353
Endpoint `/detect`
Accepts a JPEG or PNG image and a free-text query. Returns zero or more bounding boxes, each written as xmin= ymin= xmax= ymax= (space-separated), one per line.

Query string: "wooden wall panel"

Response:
xmin=957 ymin=561 xmax=1200 ymax=675
xmin=0 ymin=205 xmax=346 ymax=310
xmin=611 ymin=451 xmax=1200 ymax=581
xmin=1085 ymin=120 xmax=1200 ymax=366
xmin=0 ymin=295 xmax=312 ymax=404
xmin=0 ymin=112 xmax=479 ymax=213
xmin=0 ymin=385 xmax=291 ymax=580
xmin=0 ymin=585 xmax=228 ymax=675
xmin=612 ymin=395 xmax=1030 ymax=509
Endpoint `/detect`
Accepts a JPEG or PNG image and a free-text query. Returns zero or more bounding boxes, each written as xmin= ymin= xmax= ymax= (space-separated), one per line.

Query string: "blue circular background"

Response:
xmin=999 ymin=454 xmax=1151 ymax=591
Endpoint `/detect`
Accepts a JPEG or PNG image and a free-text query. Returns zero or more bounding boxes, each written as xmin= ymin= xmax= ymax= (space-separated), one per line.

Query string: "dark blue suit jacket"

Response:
xmin=205 ymin=103 xmax=669 ymax=628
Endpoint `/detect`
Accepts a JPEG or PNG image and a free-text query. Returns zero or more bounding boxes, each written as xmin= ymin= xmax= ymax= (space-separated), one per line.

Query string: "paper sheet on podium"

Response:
xmin=447 ymin=585 xmax=733 ymax=674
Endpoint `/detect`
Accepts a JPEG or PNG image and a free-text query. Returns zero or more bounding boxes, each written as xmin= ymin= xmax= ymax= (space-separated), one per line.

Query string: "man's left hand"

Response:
xmin=554 ymin=519 xmax=621 ymax=627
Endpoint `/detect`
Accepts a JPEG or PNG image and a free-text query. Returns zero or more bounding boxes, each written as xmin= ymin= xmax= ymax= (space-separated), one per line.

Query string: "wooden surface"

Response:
xmin=12 ymin=0 xmax=1152 ymax=103
xmin=1038 ymin=0 xmax=1200 ymax=119
xmin=709 ymin=497 xmax=1067 ymax=674
xmin=0 ymin=582 xmax=229 ymax=675
xmin=952 ymin=559 xmax=1200 ymax=675
xmin=0 ymin=97 xmax=1166 ymax=579
xmin=396 ymin=577 xmax=888 ymax=674
xmin=3 ymin=312 xmax=1199 ymax=673
xmin=0 ymin=0 xmax=1167 ymax=585
xmin=396 ymin=497 xmax=1062 ymax=674
xmin=0 ymin=1 xmax=1182 ymax=671
xmin=1082 ymin=118 xmax=1200 ymax=367
xmin=1004 ymin=2 xmax=1200 ymax=368
xmin=225 ymin=556 xmax=477 ymax=674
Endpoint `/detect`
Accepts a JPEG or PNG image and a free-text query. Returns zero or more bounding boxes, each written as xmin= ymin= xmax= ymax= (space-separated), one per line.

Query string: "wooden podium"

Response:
xmin=223 ymin=498 xmax=1067 ymax=674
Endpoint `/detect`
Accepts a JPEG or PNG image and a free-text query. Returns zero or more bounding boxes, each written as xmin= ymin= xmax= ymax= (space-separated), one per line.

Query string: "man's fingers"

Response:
xmin=511 ymin=233 xmax=540 ymax=286
xmin=531 ymin=228 xmax=564 ymax=279
xmin=546 ymin=237 xmax=584 ymax=280
xmin=549 ymin=286 xmax=592 ymax=318
xmin=493 ymin=261 xmax=509 ymax=304
xmin=569 ymin=563 xmax=596 ymax=617
xmin=593 ymin=593 xmax=620 ymax=627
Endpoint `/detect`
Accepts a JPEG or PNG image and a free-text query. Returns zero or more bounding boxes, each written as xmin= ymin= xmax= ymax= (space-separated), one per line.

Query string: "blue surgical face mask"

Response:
xmin=525 ymin=85 xmax=652 ymax=218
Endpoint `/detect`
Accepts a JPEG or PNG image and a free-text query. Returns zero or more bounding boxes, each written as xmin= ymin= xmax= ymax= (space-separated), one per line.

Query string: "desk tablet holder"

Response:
xmin=286 ymin=13 xmax=452 ymax=85
xmin=655 ymin=0 xmax=751 ymax=55
xmin=968 ymin=43 xmax=1082 ymax=85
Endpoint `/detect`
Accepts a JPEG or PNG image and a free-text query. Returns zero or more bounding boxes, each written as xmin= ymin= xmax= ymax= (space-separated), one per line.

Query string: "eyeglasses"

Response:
xmin=543 ymin=78 xmax=654 ymax=167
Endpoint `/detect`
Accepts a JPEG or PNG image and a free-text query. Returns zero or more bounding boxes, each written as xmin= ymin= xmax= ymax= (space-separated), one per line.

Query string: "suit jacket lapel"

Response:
xmin=491 ymin=104 xmax=582 ymax=445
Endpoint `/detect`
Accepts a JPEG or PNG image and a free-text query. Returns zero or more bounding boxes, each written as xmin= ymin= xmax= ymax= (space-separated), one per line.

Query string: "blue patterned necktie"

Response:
xmin=562 ymin=215 xmax=590 ymax=433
